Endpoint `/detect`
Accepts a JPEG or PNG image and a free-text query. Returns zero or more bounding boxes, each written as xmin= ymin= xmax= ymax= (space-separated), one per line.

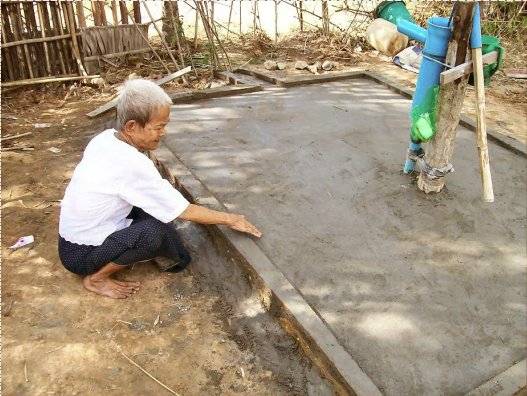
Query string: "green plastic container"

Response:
xmin=469 ymin=35 xmax=504 ymax=86
xmin=375 ymin=1 xmax=416 ymax=25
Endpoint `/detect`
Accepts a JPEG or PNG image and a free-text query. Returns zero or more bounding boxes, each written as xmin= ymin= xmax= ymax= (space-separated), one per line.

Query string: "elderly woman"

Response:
xmin=59 ymin=79 xmax=261 ymax=299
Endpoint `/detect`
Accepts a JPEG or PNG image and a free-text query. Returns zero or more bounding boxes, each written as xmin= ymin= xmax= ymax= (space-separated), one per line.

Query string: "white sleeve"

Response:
xmin=118 ymin=156 xmax=190 ymax=223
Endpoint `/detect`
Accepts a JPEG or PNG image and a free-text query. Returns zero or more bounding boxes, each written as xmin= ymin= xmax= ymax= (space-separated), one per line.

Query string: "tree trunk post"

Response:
xmin=417 ymin=3 xmax=476 ymax=193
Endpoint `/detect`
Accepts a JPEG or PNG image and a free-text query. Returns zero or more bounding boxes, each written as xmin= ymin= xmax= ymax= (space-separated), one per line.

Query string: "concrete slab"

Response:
xmin=162 ymin=77 xmax=527 ymax=395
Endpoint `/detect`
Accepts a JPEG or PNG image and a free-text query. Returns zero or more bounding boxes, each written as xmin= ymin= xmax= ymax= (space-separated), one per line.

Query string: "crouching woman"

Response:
xmin=58 ymin=79 xmax=261 ymax=299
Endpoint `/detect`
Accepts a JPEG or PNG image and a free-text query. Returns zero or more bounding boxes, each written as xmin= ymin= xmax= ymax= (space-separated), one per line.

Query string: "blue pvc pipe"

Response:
xmin=397 ymin=16 xmax=452 ymax=173
xmin=470 ymin=3 xmax=482 ymax=49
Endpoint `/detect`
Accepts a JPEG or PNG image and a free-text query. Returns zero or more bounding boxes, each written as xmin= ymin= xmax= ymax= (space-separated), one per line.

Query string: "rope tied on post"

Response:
xmin=407 ymin=149 xmax=454 ymax=180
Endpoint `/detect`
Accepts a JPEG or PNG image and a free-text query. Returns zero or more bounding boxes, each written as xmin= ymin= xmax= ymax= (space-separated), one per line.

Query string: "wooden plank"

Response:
xmin=503 ymin=68 xmax=527 ymax=79
xmin=86 ymin=67 xmax=192 ymax=118
xmin=0 ymin=33 xmax=72 ymax=48
xmin=83 ymin=47 xmax=151 ymax=61
xmin=440 ymin=50 xmax=498 ymax=85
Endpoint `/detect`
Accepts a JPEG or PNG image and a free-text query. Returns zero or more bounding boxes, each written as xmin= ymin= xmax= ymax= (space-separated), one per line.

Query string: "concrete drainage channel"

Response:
xmin=155 ymin=70 xmax=526 ymax=395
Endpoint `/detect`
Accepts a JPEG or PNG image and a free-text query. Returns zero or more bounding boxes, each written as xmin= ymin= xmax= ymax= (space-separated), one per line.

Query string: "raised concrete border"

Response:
xmin=466 ymin=359 xmax=526 ymax=396
xmin=169 ymin=84 xmax=262 ymax=104
xmin=154 ymin=72 xmax=525 ymax=395
xmin=235 ymin=67 xmax=527 ymax=158
xmin=154 ymin=143 xmax=382 ymax=396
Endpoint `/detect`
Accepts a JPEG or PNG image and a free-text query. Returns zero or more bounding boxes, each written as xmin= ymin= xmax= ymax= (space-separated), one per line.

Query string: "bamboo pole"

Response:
xmin=299 ymin=0 xmax=303 ymax=32
xmin=472 ymin=46 xmax=494 ymax=202
xmin=22 ymin=2 xmax=46 ymax=77
xmin=76 ymin=1 xmax=87 ymax=28
xmin=111 ymin=1 xmax=119 ymax=25
xmin=275 ymin=0 xmax=278 ymax=43
xmin=239 ymin=1 xmax=242 ymax=34
xmin=0 ymin=33 xmax=72 ymax=49
xmin=193 ymin=5 xmax=199 ymax=49
xmin=252 ymin=0 xmax=256 ymax=37
xmin=226 ymin=0 xmax=233 ymax=40
xmin=99 ymin=1 xmax=108 ymax=26
xmin=63 ymin=1 xmax=88 ymax=76
xmin=322 ymin=1 xmax=330 ymax=35
xmin=91 ymin=1 xmax=102 ymax=26
xmin=12 ymin=3 xmax=34 ymax=79
xmin=1 ymin=74 xmax=101 ymax=88
xmin=36 ymin=2 xmax=52 ymax=76
xmin=1 ymin=8 xmax=16 ymax=81
xmin=119 ymin=1 xmax=129 ymax=24
xmin=133 ymin=1 xmax=141 ymax=23
xmin=49 ymin=1 xmax=70 ymax=74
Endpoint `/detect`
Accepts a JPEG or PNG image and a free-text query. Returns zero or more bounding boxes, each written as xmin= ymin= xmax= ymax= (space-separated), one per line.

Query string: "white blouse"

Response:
xmin=59 ymin=129 xmax=190 ymax=246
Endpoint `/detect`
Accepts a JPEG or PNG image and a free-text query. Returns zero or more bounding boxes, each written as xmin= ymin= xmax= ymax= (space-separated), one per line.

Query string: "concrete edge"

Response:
xmin=466 ymin=359 xmax=526 ymax=396
xmin=154 ymin=141 xmax=383 ymax=396
xmin=169 ymin=84 xmax=262 ymax=104
xmin=234 ymin=67 xmax=527 ymax=158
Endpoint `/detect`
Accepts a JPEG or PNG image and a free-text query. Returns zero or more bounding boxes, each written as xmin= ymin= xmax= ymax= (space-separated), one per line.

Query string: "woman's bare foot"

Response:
xmin=82 ymin=262 xmax=140 ymax=299
xmin=83 ymin=275 xmax=140 ymax=299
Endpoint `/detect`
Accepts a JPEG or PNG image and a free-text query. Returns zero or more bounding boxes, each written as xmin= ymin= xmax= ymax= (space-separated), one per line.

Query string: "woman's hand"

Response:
xmin=228 ymin=214 xmax=262 ymax=238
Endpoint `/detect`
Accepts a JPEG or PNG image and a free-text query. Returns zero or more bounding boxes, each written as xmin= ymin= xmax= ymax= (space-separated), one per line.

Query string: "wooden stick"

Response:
xmin=239 ymin=0 xmax=242 ymax=34
xmin=166 ymin=1 xmax=187 ymax=69
xmin=36 ymin=2 xmax=52 ymax=76
xmin=1 ymin=6 xmax=17 ymax=81
xmin=1 ymin=132 xmax=33 ymax=142
xmin=119 ymin=1 xmax=129 ymax=24
xmin=76 ymin=1 xmax=87 ymax=28
xmin=193 ymin=4 xmax=199 ymax=49
xmin=83 ymin=47 xmax=151 ymax=61
xmin=91 ymin=1 xmax=102 ymax=26
xmin=0 ymin=33 xmax=73 ymax=49
xmin=133 ymin=0 xmax=141 ymax=23
xmin=12 ymin=3 xmax=34 ymax=79
xmin=275 ymin=0 xmax=278 ymax=43
xmin=440 ymin=50 xmax=498 ymax=85
xmin=98 ymin=1 xmax=108 ymax=26
xmin=226 ymin=0 xmax=233 ymax=40
xmin=111 ymin=0 xmax=119 ymax=25
xmin=121 ymin=352 xmax=180 ymax=396
xmin=1 ymin=74 xmax=100 ymax=88
xmin=472 ymin=46 xmax=494 ymax=202
xmin=49 ymin=1 xmax=70 ymax=75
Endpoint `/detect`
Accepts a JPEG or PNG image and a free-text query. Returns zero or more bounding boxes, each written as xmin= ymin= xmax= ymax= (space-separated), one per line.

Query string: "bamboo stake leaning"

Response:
xmin=12 ymin=3 xmax=34 ymax=79
xmin=471 ymin=5 xmax=494 ymax=202
xmin=48 ymin=1 xmax=70 ymax=75
xmin=167 ymin=1 xmax=200 ymax=78
xmin=226 ymin=1 xmax=233 ymax=40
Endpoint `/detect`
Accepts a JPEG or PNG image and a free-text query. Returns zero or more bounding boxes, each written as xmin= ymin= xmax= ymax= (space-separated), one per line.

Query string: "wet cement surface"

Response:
xmin=163 ymin=79 xmax=527 ymax=395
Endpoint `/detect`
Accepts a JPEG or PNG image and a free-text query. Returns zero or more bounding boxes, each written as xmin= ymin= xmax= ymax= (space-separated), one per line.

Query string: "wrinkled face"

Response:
xmin=124 ymin=105 xmax=170 ymax=152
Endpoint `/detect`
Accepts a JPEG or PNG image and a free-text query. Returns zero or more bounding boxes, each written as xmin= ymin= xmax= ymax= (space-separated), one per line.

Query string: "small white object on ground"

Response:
xmin=48 ymin=147 xmax=61 ymax=153
xmin=35 ymin=123 xmax=51 ymax=128
xmin=295 ymin=60 xmax=308 ymax=70
xmin=9 ymin=235 xmax=34 ymax=249
xmin=277 ymin=62 xmax=287 ymax=70
xmin=322 ymin=60 xmax=333 ymax=71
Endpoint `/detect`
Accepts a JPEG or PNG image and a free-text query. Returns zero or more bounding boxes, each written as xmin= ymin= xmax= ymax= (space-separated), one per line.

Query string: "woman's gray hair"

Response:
xmin=116 ymin=79 xmax=172 ymax=131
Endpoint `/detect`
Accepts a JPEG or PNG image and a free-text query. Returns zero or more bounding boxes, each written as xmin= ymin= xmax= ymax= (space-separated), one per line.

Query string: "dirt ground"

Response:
xmin=1 ymin=38 xmax=525 ymax=395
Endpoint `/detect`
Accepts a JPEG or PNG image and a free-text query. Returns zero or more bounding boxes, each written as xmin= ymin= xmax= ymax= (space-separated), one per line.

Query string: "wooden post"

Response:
xmin=64 ymin=1 xmax=88 ymax=76
xmin=111 ymin=1 xmax=119 ymax=25
xmin=36 ymin=2 xmax=52 ymax=75
xmin=322 ymin=1 xmax=329 ymax=35
xmin=99 ymin=1 xmax=108 ymax=26
xmin=252 ymin=0 xmax=256 ymax=37
xmin=91 ymin=1 xmax=101 ymax=26
xmin=119 ymin=1 xmax=129 ymax=24
xmin=193 ymin=5 xmax=199 ymax=49
xmin=274 ymin=0 xmax=278 ymax=43
xmin=133 ymin=1 xmax=141 ymax=23
xmin=299 ymin=0 xmax=303 ymax=32
xmin=417 ymin=3 xmax=476 ymax=194
xmin=76 ymin=1 xmax=86 ymax=28
xmin=239 ymin=0 xmax=242 ymax=35
xmin=226 ymin=0 xmax=233 ymax=40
